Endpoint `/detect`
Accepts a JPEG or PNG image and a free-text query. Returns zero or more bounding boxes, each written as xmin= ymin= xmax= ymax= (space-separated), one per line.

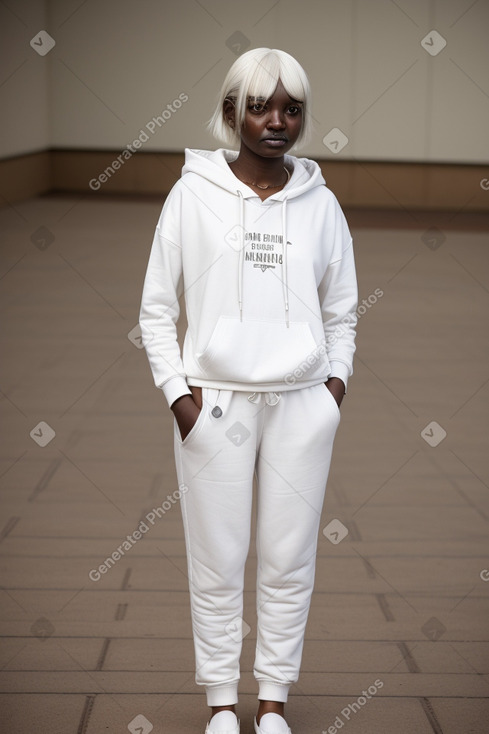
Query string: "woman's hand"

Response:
xmin=171 ymin=386 xmax=203 ymax=441
xmin=325 ymin=377 xmax=345 ymax=408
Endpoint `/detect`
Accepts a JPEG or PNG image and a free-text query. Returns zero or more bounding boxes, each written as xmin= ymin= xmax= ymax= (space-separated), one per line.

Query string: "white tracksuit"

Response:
xmin=139 ymin=147 xmax=358 ymax=706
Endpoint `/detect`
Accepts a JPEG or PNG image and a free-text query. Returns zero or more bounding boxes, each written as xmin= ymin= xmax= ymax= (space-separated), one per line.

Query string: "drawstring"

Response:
xmin=247 ymin=391 xmax=281 ymax=406
xmin=282 ymin=197 xmax=289 ymax=328
xmin=237 ymin=190 xmax=245 ymax=322
xmin=236 ymin=189 xmax=290 ymax=326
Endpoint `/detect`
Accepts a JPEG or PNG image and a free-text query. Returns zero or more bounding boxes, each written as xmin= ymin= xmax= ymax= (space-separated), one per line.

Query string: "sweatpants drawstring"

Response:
xmin=247 ymin=391 xmax=282 ymax=406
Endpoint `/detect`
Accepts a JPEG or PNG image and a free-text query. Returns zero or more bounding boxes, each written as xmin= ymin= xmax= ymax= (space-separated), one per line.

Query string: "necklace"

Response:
xmin=241 ymin=166 xmax=291 ymax=190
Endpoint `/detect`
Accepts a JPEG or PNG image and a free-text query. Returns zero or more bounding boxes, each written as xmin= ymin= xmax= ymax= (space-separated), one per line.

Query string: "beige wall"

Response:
xmin=0 ymin=0 xmax=488 ymax=164
xmin=0 ymin=0 xmax=50 ymax=160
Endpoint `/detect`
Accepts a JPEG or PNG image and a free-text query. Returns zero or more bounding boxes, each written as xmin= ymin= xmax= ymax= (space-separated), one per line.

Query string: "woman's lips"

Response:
xmin=262 ymin=138 xmax=287 ymax=147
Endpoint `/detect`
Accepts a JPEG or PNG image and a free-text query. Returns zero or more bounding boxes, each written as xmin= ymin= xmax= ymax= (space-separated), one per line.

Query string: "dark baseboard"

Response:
xmin=1 ymin=148 xmax=488 ymax=214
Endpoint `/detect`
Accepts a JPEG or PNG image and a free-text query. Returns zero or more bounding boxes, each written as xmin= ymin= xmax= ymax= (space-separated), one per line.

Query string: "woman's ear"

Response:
xmin=223 ymin=97 xmax=236 ymax=130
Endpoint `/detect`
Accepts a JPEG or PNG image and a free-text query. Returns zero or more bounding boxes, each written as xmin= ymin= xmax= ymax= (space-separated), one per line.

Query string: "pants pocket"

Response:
xmin=174 ymin=387 xmax=209 ymax=446
xmin=319 ymin=381 xmax=341 ymax=419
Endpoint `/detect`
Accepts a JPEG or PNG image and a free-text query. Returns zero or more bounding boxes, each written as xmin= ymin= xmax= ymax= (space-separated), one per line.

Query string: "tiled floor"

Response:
xmin=0 ymin=194 xmax=488 ymax=733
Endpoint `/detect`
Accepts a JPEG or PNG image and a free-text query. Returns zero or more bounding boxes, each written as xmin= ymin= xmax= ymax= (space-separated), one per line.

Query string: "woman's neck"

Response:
xmin=229 ymin=146 xmax=286 ymax=188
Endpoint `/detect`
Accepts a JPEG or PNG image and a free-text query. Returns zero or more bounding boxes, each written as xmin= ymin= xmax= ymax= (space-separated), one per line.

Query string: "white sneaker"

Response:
xmin=205 ymin=710 xmax=240 ymax=733
xmin=254 ymin=712 xmax=292 ymax=733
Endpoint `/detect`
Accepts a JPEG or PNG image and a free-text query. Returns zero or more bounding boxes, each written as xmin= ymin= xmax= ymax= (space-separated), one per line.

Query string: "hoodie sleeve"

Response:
xmin=317 ymin=194 xmax=358 ymax=392
xmin=139 ymin=186 xmax=192 ymax=408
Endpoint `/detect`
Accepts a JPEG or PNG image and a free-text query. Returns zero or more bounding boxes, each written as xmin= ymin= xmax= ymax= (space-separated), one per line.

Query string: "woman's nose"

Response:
xmin=267 ymin=109 xmax=285 ymax=127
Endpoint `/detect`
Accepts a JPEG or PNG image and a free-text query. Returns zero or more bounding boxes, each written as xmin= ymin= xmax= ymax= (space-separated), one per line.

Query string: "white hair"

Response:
xmin=207 ymin=48 xmax=313 ymax=150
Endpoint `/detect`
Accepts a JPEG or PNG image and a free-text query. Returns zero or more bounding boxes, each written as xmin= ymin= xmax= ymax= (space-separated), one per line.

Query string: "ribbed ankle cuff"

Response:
xmin=205 ymin=682 xmax=239 ymax=706
xmin=257 ymin=680 xmax=290 ymax=703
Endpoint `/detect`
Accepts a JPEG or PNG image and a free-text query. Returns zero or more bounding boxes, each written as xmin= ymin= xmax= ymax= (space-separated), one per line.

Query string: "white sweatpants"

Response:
xmin=173 ymin=382 xmax=341 ymax=707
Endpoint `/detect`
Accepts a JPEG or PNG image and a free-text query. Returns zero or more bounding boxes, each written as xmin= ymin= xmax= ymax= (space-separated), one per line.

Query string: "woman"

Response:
xmin=139 ymin=47 xmax=358 ymax=734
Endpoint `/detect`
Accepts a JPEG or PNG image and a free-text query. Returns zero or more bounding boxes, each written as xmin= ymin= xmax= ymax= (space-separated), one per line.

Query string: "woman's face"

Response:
xmin=231 ymin=79 xmax=304 ymax=158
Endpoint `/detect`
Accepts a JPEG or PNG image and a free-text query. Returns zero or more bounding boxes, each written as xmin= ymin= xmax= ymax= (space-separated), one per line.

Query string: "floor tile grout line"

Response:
xmin=2 ymin=588 xmax=487 ymax=599
xmin=420 ymin=696 xmax=445 ymax=734
xmin=3 ymin=634 xmax=488 ymax=642
xmin=397 ymin=641 xmax=420 ymax=673
xmin=0 ymin=517 xmax=20 ymax=544
xmin=121 ymin=568 xmax=132 ymax=590
xmin=1 ymin=691 xmax=487 ymax=698
xmin=375 ymin=593 xmax=396 ymax=621
xmin=28 ymin=458 xmax=63 ymax=502
xmin=77 ymin=693 xmax=96 ymax=734
xmin=115 ymin=602 xmax=128 ymax=621
xmin=95 ymin=638 xmax=111 ymax=672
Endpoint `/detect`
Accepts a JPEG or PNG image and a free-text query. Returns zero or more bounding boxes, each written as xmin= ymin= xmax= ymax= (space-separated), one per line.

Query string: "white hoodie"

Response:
xmin=139 ymin=147 xmax=358 ymax=408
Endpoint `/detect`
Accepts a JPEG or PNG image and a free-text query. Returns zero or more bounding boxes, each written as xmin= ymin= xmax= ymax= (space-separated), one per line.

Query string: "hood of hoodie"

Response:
xmin=181 ymin=148 xmax=327 ymax=326
xmin=181 ymin=147 xmax=326 ymax=200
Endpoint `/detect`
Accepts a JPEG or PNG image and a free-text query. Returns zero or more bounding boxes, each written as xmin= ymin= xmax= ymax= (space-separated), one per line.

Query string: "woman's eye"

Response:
xmin=248 ymin=103 xmax=302 ymax=114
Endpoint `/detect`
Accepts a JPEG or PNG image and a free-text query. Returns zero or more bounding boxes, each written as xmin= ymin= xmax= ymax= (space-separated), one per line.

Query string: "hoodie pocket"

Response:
xmin=196 ymin=317 xmax=330 ymax=384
